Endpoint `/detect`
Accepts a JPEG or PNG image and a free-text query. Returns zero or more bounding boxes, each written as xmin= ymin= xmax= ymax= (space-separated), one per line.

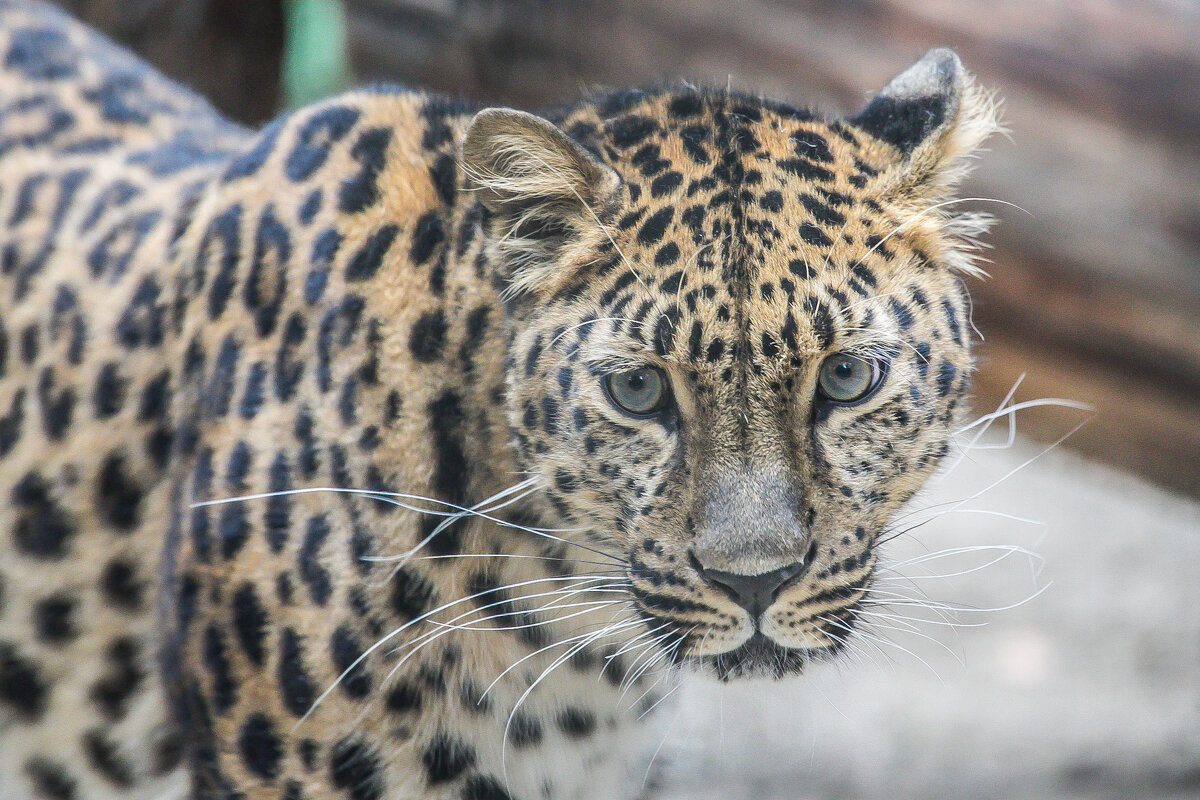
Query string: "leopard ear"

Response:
xmin=461 ymin=108 xmax=621 ymax=296
xmin=851 ymin=48 xmax=999 ymax=194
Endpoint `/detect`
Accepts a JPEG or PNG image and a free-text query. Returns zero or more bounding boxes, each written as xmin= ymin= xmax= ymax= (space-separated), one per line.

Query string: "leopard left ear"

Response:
xmin=461 ymin=108 xmax=621 ymax=297
xmin=851 ymin=48 xmax=999 ymax=194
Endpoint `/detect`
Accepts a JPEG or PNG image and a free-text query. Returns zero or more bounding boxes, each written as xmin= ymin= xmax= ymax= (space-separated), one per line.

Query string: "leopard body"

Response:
xmin=0 ymin=2 xmax=999 ymax=798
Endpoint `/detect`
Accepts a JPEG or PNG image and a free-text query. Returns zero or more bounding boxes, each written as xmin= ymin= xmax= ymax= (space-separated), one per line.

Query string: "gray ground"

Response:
xmin=657 ymin=428 xmax=1200 ymax=800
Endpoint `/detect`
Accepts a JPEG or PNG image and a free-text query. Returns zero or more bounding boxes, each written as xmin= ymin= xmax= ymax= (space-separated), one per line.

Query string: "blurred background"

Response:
xmin=46 ymin=1 xmax=1200 ymax=798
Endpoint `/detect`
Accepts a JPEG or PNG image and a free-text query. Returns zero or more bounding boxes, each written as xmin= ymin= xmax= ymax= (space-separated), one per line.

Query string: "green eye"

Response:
xmin=603 ymin=367 xmax=670 ymax=416
xmin=817 ymin=353 xmax=883 ymax=404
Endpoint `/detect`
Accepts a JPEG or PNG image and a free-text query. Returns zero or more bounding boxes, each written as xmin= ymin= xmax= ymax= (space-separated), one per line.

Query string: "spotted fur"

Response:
xmin=0 ymin=2 xmax=1000 ymax=798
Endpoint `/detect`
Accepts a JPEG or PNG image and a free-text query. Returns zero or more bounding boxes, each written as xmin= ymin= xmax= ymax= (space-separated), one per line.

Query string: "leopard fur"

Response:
xmin=0 ymin=2 xmax=999 ymax=798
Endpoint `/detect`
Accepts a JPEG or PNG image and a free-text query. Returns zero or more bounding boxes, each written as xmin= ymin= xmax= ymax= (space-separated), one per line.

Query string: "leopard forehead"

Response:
xmin=501 ymin=88 xmax=972 ymax=416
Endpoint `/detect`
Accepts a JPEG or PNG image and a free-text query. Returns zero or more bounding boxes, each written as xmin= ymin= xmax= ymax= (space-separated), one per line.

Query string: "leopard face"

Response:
xmin=466 ymin=50 xmax=996 ymax=679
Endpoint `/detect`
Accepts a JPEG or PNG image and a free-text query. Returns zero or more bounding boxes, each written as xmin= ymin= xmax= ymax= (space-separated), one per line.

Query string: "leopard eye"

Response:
xmin=603 ymin=366 xmax=670 ymax=416
xmin=817 ymin=353 xmax=883 ymax=404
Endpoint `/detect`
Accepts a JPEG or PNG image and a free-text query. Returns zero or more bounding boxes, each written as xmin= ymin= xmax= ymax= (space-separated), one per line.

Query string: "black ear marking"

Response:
xmin=851 ymin=49 xmax=962 ymax=154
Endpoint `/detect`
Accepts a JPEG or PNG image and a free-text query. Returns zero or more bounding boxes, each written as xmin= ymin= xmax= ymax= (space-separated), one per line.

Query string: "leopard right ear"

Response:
xmin=460 ymin=108 xmax=621 ymax=296
xmin=851 ymin=48 xmax=1000 ymax=196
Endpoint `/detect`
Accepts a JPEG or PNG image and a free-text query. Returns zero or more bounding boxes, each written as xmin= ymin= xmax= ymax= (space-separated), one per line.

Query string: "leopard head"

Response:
xmin=461 ymin=49 xmax=999 ymax=679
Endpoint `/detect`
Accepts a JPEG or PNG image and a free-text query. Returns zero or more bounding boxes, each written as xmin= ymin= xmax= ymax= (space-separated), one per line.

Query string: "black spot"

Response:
xmin=430 ymin=152 xmax=457 ymax=205
xmin=100 ymin=559 xmax=144 ymax=609
xmin=346 ymin=224 xmax=399 ymax=281
xmin=205 ymin=334 xmax=241 ymax=418
xmin=791 ymin=130 xmax=833 ymax=162
xmin=889 ymin=298 xmax=914 ymax=330
xmin=705 ymin=338 xmax=725 ymax=362
xmin=915 ymin=342 xmax=931 ymax=377
xmin=34 ymin=595 xmax=75 ymax=644
xmin=245 ymin=206 xmax=291 ymax=336
xmin=637 ymin=207 xmax=674 ymax=246
xmin=20 ymin=324 xmax=38 ymax=364
xmin=461 ymin=776 xmax=513 ymax=800
xmin=286 ymin=105 xmax=361 ymax=181
xmin=299 ymin=514 xmax=332 ymax=605
xmin=306 ymin=229 xmax=341 ymax=303
xmin=278 ymin=628 xmax=317 ymax=717
xmin=88 ymin=636 xmax=143 ymax=721
xmin=93 ymin=362 xmax=126 ymax=418
xmin=650 ymin=170 xmax=682 ymax=197
xmin=759 ymin=190 xmax=784 ymax=211
xmin=653 ymin=242 xmax=681 ymax=266
xmin=95 ymin=452 xmax=141 ymax=531
xmin=6 ymin=27 xmax=77 ymax=80
xmin=799 ymin=193 xmax=845 ymax=226
xmin=238 ymin=713 xmax=282 ymax=780
xmin=116 ymin=276 xmax=164 ymax=349
xmin=423 ymin=734 xmax=475 ymax=784
xmin=391 ymin=566 xmax=436 ymax=621
xmin=798 ymin=223 xmax=832 ymax=247
xmin=779 ymin=158 xmax=834 ymax=182
xmin=218 ymin=503 xmax=250 ymax=559
xmin=298 ymin=189 xmax=322 ymax=225
xmin=13 ymin=471 xmax=75 ymax=558
xmin=0 ymin=642 xmax=48 ymax=718
xmin=232 ymin=583 xmax=268 ymax=667
xmin=385 ymin=680 xmax=422 ymax=714
xmin=557 ymin=707 xmax=596 ymax=738
xmin=36 ymin=367 xmax=74 ymax=440
xmin=409 ymin=211 xmax=445 ymax=266
xmin=936 ymin=361 xmax=958 ymax=397
xmin=331 ymin=625 xmax=372 ymax=698
xmin=86 ymin=210 xmax=161 ymax=280
xmin=409 ymin=309 xmax=447 ymax=362
xmin=607 ymin=115 xmax=657 ymax=147
xmin=654 ymin=307 xmax=680 ymax=357
xmin=507 ymin=714 xmax=543 ymax=748
xmin=541 ymin=396 xmax=559 ymax=434
xmin=225 ymin=440 xmax=253 ymax=490
xmin=426 ymin=391 xmax=469 ymax=555
xmin=82 ymin=729 xmax=134 ymax=787
xmin=942 ymin=299 xmax=964 ymax=344
xmin=788 ymin=258 xmax=814 ymax=280
xmin=224 ymin=120 xmax=283 ymax=180
xmin=24 ymin=757 xmax=77 ymax=800
xmin=203 ymin=205 xmax=242 ymax=320
xmin=0 ymin=390 xmax=25 ymax=457
xmin=329 ymin=738 xmax=383 ymax=800
xmin=264 ymin=451 xmax=291 ymax=552
xmin=339 ymin=127 xmax=392 ymax=213
xmin=275 ymin=314 xmax=307 ymax=401
xmin=239 ymin=362 xmax=267 ymax=418
xmin=203 ymin=623 xmax=238 ymax=712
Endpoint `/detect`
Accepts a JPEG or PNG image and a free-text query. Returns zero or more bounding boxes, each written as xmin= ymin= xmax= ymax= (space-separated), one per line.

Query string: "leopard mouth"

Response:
xmin=687 ymin=632 xmax=815 ymax=680
xmin=674 ymin=604 xmax=860 ymax=681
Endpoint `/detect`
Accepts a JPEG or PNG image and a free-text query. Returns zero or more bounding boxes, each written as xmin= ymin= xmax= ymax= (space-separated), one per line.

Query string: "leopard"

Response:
xmin=0 ymin=1 xmax=1001 ymax=798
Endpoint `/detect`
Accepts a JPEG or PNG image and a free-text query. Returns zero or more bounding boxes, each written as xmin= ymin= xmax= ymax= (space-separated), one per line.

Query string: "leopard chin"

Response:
xmin=685 ymin=633 xmax=813 ymax=680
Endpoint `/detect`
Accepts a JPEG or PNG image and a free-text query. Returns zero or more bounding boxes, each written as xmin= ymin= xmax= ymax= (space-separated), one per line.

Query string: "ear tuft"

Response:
xmin=852 ymin=48 xmax=1000 ymax=193
xmin=460 ymin=108 xmax=621 ymax=296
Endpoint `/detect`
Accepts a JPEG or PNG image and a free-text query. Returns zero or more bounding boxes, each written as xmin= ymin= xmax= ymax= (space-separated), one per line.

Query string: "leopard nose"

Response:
xmin=694 ymin=560 xmax=807 ymax=616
